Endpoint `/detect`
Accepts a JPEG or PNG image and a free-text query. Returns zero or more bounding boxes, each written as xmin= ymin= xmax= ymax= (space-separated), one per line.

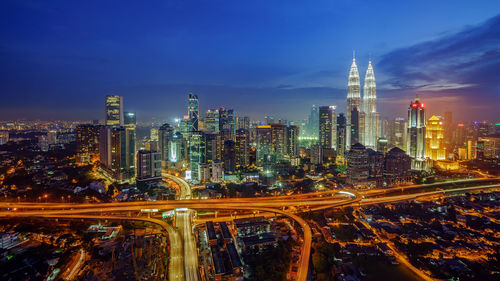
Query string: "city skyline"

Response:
xmin=1 ymin=1 xmax=500 ymax=122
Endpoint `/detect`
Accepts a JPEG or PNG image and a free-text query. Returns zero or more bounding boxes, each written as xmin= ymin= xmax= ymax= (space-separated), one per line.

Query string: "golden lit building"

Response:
xmin=425 ymin=115 xmax=446 ymax=160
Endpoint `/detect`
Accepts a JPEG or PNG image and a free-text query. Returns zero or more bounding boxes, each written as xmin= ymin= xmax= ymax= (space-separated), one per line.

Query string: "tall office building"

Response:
xmin=219 ymin=107 xmax=235 ymax=132
xmin=158 ymin=123 xmax=174 ymax=167
xmin=307 ymin=105 xmax=319 ymax=139
xmin=362 ymin=60 xmax=379 ymax=149
xmin=337 ymin=113 xmax=346 ymax=159
xmin=235 ymin=129 xmax=250 ymax=166
xmin=319 ymin=106 xmax=337 ymax=149
xmin=406 ymin=98 xmax=426 ymax=170
xmin=205 ymin=109 xmax=220 ymax=133
xmin=456 ymin=123 xmax=466 ymax=148
xmin=188 ymin=92 xmax=199 ymax=131
xmin=205 ymin=132 xmax=222 ymax=162
xmin=223 ymin=140 xmax=236 ymax=174
xmin=124 ymin=112 xmax=136 ymax=176
xmin=76 ymin=124 xmax=100 ymax=164
xmin=236 ymin=116 xmax=250 ymax=131
xmin=426 ymin=115 xmax=446 ymax=160
xmin=169 ymin=132 xmax=187 ymax=166
xmin=105 ymin=95 xmax=124 ymax=126
xmin=346 ymin=54 xmax=361 ymax=150
xmin=319 ymin=106 xmax=333 ymax=149
xmin=189 ymin=131 xmax=206 ymax=183
xmin=99 ymin=126 xmax=134 ymax=182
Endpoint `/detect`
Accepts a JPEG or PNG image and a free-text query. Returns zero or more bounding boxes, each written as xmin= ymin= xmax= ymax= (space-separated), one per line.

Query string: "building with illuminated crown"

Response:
xmin=406 ymin=98 xmax=426 ymax=170
xmin=425 ymin=115 xmax=446 ymax=160
xmin=346 ymin=53 xmax=361 ymax=150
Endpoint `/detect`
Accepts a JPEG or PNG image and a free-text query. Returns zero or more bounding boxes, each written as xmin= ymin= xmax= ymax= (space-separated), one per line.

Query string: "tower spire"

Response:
xmin=353 ymin=50 xmax=356 ymax=61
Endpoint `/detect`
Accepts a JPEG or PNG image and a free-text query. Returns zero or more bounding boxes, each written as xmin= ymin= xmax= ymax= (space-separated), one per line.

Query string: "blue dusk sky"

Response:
xmin=1 ymin=0 xmax=499 ymax=123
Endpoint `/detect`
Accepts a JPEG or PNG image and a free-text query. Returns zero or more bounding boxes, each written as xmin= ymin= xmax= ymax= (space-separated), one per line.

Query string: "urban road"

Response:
xmin=0 ymin=176 xmax=499 ymax=281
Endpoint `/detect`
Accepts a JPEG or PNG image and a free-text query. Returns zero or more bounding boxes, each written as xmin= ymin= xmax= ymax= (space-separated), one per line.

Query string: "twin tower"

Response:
xmin=346 ymin=54 xmax=379 ymax=151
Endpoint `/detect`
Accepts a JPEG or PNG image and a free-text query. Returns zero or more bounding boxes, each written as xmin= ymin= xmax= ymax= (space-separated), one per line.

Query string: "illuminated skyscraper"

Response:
xmin=256 ymin=123 xmax=286 ymax=166
xmin=346 ymin=53 xmax=361 ymax=150
xmin=236 ymin=116 xmax=250 ymax=131
xmin=205 ymin=109 xmax=220 ymax=133
xmin=362 ymin=59 xmax=379 ymax=149
xmin=188 ymin=92 xmax=199 ymax=131
xmin=425 ymin=115 xmax=446 ymax=160
xmin=406 ymin=98 xmax=426 ymax=170
xmin=76 ymin=124 xmax=100 ymax=163
xmin=337 ymin=113 xmax=346 ymax=159
xmin=189 ymin=131 xmax=206 ymax=183
xmin=219 ymin=107 xmax=235 ymax=133
xmin=105 ymin=95 xmax=123 ymax=126
xmin=286 ymin=125 xmax=300 ymax=158
xmin=124 ymin=112 xmax=136 ymax=176
xmin=319 ymin=106 xmax=337 ymax=149
xmin=235 ymin=129 xmax=250 ymax=166
xmin=158 ymin=123 xmax=174 ymax=167
xmin=99 ymin=126 xmax=134 ymax=182
xmin=136 ymin=150 xmax=162 ymax=186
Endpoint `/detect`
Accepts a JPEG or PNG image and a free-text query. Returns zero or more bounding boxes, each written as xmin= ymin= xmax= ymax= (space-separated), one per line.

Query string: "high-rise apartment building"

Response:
xmin=406 ymin=98 xmax=426 ymax=170
xmin=425 ymin=115 xmax=446 ymax=160
xmin=99 ymin=126 xmax=134 ymax=182
xmin=105 ymin=95 xmax=124 ymax=126
xmin=286 ymin=125 xmax=299 ymax=158
xmin=223 ymin=140 xmax=236 ymax=174
xmin=76 ymin=124 xmax=100 ymax=163
xmin=256 ymin=124 xmax=286 ymax=166
xmin=136 ymin=150 xmax=162 ymax=185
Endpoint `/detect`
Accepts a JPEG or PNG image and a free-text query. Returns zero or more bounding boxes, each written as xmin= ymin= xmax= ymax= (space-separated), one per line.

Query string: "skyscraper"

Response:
xmin=136 ymin=150 xmax=162 ymax=186
xmin=76 ymin=124 xmax=100 ymax=164
xmin=236 ymin=116 xmax=250 ymax=131
xmin=188 ymin=92 xmax=199 ymax=131
xmin=205 ymin=109 xmax=220 ymax=133
xmin=256 ymin=123 xmax=286 ymax=166
xmin=235 ymin=129 xmax=250 ymax=166
xmin=319 ymin=106 xmax=333 ymax=149
xmin=307 ymin=105 xmax=319 ymax=139
xmin=189 ymin=131 xmax=206 ymax=183
xmin=425 ymin=115 xmax=446 ymax=160
xmin=158 ymin=123 xmax=174 ymax=168
xmin=362 ymin=59 xmax=379 ymax=149
xmin=105 ymin=95 xmax=124 ymax=126
xmin=407 ymin=98 xmax=426 ymax=170
xmin=99 ymin=126 xmax=134 ymax=182
xmin=219 ymin=107 xmax=235 ymax=133
xmin=286 ymin=125 xmax=300 ymax=158
xmin=124 ymin=112 xmax=136 ymax=177
xmin=337 ymin=113 xmax=346 ymax=159
xmin=346 ymin=54 xmax=361 ymax=150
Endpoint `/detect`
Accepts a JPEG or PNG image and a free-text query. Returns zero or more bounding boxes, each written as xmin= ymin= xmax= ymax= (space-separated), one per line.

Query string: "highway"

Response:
xmin=0 ymin=178 xmax=498 ymax=281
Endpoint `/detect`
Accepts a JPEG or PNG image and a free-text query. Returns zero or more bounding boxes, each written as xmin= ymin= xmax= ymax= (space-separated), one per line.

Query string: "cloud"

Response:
xmin=377 ymin=14 xmax=500 ymax=121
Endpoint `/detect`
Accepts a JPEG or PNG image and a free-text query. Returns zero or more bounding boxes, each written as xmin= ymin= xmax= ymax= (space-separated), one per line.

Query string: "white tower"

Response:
xmin=362 ymin=59 xmax=378 ymax=149
xmin=346 ymin=52 xmax=361 ymax=150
